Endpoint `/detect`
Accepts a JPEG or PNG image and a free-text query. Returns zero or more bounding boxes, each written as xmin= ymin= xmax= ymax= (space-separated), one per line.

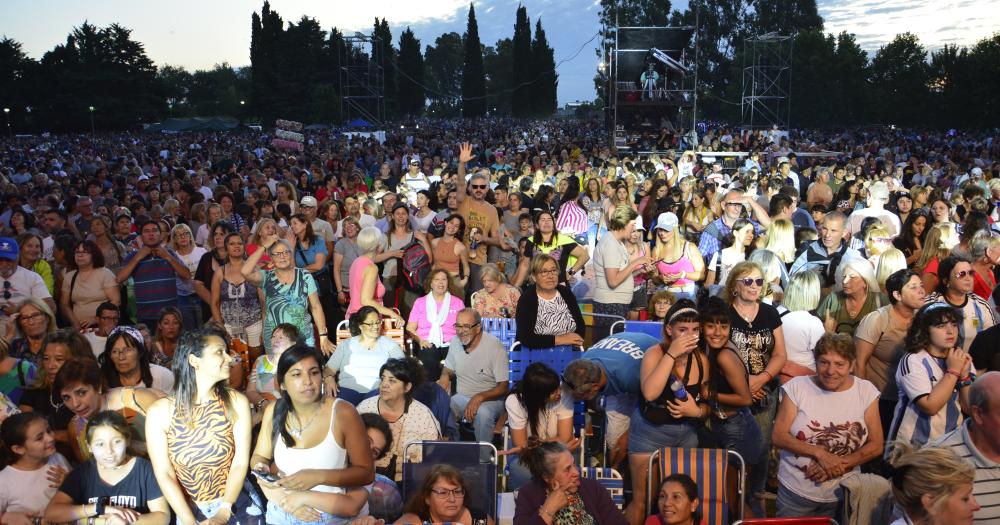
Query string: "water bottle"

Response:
xmin=669 ymin=375 xmax=688 ymax=401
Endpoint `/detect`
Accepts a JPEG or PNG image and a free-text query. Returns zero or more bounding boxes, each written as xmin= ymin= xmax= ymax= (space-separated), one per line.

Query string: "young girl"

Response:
xmin=44 ymin=411 xmax=170 ymax=525
xmin=0 ymin=412 xmax=71 ymax=524
xmin=705 ymin=218 xmax=755 ymax=293
xmin=246 ymin=324 xmax=301 ymax=416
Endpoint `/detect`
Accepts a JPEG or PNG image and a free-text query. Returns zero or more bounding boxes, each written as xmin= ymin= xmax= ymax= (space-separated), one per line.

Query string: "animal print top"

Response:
xmin=165 ymin=396 xmax=235 ymax=502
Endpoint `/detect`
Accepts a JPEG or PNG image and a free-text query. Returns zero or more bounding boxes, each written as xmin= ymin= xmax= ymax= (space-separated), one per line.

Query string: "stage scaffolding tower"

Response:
xmin=740 ymin=32 xmax=793 ymax=129
xmin=340 ymin=32 xmax=386 ymax=126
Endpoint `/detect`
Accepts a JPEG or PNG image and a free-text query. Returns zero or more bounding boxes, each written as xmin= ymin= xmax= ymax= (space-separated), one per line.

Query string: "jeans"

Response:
xmin=451 ymin=395 xmax=504 ymax=443
xmin=587 ymin=223 xmax=600 ymax=256
xmin=177 ymin=294 xmax=202 ymax=331
xmin=749 ymin=390 xmax=778 ymax=502
xmin=266 ymin=501 xmax=345 ymax=525
xmin=711 ymin=408 xmax=763 ymax=468
xmin=776 ymin=484 xmax=840 ymax=518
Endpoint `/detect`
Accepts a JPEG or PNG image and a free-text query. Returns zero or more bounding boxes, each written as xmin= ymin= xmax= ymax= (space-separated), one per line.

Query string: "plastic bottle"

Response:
xmin=669 ymin=375 xmax=688 ymax=401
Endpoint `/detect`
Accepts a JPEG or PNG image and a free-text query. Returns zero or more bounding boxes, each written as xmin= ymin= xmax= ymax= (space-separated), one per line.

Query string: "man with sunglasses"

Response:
xmin=456 ymin=142 xmax=501 ymax=295
xmin=438 ymin=308 xmax=508 ymax=443
xmin=0 ymin=237 xmax=55 ymax=318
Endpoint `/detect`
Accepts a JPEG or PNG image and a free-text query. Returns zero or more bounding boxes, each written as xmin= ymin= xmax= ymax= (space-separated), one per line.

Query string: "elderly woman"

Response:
xmin=17 ymin=232 xmax=54 ymax=296
xmin=407 ymin=269 xmax=464 ymax=382
xmin=817 ymin=258 xmax=888 ymax=335
xmin=887 ymin=444 xmax=980 ymax=525
xmin=6 ymin=298 xmax=58 ymax=367
xmin=98 ymin=325 xmax=174 ymax=392
xmin=513 ymin=440 xmax=627 ymax=525
xmin=772 ymin=333 xmax=883 ymax=518
xmin=59 ymin=240 xmax=120 ymax=329
xmin=471 ymin=263 xmax=521 ymax=318
xmin=346 ymin=227 xmax=403 ymax=323
xmin=515 ymin=254 xmax=586 ymax=350
xmin=356 ymin=357 xmax=441 ymax=482
xmin=242 ymin=233 xmax=335 ymax=356
xmin=326 ymin=305 xmax=405 ymax=405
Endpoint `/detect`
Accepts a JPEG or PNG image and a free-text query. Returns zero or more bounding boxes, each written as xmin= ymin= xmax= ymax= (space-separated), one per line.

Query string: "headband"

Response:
xmin=668 ymin=307 xmax=699 ymax=324
xmin=922 ymin=302 xmax=954 ymax=314
xmin=110 ymin=325 xmax=144 ymax=345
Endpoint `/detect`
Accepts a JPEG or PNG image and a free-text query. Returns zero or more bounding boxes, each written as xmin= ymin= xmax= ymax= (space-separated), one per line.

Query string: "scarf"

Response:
xmin=553 ymin=492 xmax=595 ymax=525
xmin=425 ymin=292 xmax=451 ymax=347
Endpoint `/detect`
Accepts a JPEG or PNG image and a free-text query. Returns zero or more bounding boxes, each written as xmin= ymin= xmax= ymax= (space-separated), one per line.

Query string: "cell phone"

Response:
xmin=252 ymin=469 xmax=279 ymax=483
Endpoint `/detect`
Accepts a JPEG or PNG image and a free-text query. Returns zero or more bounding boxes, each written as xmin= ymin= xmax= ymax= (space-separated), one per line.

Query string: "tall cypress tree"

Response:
xmin=462 ymin=4 xmax=487 ymax=118
xmin=397 ymin=27 xmax=425 ymax=115
xmin=530 ymin=19 xmax=557 ymax=116
xmin=373 ymin=18 xmax=397 ymax=117
xmin=511 ymin=5 xmax=532 ymax=117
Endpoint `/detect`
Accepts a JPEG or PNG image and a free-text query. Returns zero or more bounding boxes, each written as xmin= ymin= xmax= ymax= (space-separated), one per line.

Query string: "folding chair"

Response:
xmin=481 ymin=317 xmax=517 ymax=351
xmin=402 ymin=441 xmax=498 ymax=521
xmin=648 ymin=447 xmax=746 ymax=525
xmin=335 ymin=317 xmax=407 ymax=349
xmin=733 ymin=519 xmax=838 ymax=525
xmin=581 ymin=467 xmax=625 ymax=510
xmin=609 ymin=320 xmax=663 ymax=339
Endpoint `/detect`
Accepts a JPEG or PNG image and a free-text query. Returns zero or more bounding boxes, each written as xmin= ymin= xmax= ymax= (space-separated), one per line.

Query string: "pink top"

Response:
xmin=556 ymin=200 xmax=589 ymax=235
xmin=407 ymin=294 xmax=465 ymax=344
xmin=656 ymin=242 xmax=696 ymax=289
xmin=346 ymin=255 xmax=384 ymax=318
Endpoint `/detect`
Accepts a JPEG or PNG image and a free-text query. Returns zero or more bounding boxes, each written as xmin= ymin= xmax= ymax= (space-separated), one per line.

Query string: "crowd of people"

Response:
xmin=0 ymin=119 xmax=998 ymax=525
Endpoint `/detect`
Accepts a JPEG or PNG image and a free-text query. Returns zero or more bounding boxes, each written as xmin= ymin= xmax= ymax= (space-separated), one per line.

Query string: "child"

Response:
xmin=247 ymin=324 xmax=301 ymax=415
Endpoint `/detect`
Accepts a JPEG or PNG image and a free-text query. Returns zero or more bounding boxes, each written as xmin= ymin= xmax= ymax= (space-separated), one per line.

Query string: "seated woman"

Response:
xmin=357 ymin=357 xmax=441 ymax=483
xmin=646 ymin=474 xmax=702 ymax=525
xmin=56 ymin=357 xmax=164 ymax=462
xmin=887 ymin=443 xmax=980 ymax=525
xmin=471 ymin=263 xmax=521 ymax=319
xmin=44 ymin=410 xmax=170 ymax=525
xmin=99 ymin=326 xmax=174 ymax=392
xmin=327 ymin=306 xmax=405 ymax=406
xmin=0 ymin=336 xmax=38 ymax=405
xmin=388 ymin=465 xmax=494 ymax=525
xmin=512 ymin=440 xmax=627 ymax=525
xmin=406 ymin=269 xmax=464 ymax=383
xmin=502 ymin=362 xmax=578 ymax=491
xmin=817 ymin=258 xmax=887 ymax=335
xmin=251 ymin=344 xmax=374 ymax=525
xmin=772 ymin=333 xmax=883 ymax=518
xmin=0 ymin=412 xmax=71 ymax=525
xmin=515 ymin=254 xmax=586 ymax=350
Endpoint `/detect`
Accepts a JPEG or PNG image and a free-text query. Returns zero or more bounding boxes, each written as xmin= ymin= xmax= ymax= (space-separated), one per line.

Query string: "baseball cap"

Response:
xmin=654 ymin=212 xmax=679 ymax=232
xmin=0 ymin=238 xmax=19 ymax=261
xmin=300 ymin=196 xmax=318 ymax=207
xmin=634 ymin=215 xmax=646 ymax=231
xmin=409 ymin=158 xmax=420 ymax=165
xmin=971 ymin=167 xmax=984 ymax=177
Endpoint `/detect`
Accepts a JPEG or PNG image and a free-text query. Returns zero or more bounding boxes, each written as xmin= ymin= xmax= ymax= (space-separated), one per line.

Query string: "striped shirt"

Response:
xmin=122 ymin=249 xmax=180 ymax=321
xmin=556 ymin=200 xmax=589 ymax=236
xmin=887 ymin=350 xmax=963 ymax=454
xmin=925 ymin=292 xmax=997 ymax=354
xmin=933 ymin=421 xmax=1000 ymax=523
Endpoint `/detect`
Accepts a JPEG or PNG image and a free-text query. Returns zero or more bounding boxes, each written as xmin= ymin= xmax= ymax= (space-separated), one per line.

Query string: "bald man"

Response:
xmin=933 ymin=372 xmax=1000 ymax=522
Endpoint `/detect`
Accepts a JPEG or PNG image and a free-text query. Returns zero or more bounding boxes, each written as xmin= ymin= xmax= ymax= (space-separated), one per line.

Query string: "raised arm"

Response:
xmin=455 ymin=142 xmax=474 ymax=204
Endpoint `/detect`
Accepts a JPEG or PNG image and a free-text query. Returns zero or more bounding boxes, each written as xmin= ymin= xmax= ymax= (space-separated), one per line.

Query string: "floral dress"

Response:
xmin=470 ymin=285 xmax=521 ymax=318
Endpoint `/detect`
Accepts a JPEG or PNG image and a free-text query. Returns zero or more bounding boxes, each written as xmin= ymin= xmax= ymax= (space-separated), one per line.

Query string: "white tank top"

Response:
xmin=274 ymin=399 xmax=348 ymax=494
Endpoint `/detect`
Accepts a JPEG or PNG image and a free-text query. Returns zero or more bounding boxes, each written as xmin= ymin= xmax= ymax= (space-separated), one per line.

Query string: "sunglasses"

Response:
xmin=471 ymin=184 xmax=488 ymax=190
xmin=739 ymin=278 xmax=765 ymax=287
xmin=952 ymin=270 xmax=973 ymax=279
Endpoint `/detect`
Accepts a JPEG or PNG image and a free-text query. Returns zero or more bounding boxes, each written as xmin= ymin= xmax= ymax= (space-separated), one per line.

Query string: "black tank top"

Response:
xmin=640 ymin=343 xmax=703 ymax=425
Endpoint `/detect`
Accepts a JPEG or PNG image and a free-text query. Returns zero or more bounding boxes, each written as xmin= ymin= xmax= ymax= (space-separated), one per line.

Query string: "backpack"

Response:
xmin=399 ymin=240 xmax=431 ymax=293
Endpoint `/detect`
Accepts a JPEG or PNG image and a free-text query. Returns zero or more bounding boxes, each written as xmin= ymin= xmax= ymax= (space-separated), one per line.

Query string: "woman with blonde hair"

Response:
xmin=759 ymin=218 xmax=796 ymax=266
xmin=916 ymin=222 xmax=960 ymax=294
xmin=6 ymin=298 xmax=58 ymax=367
xmin=863 ymin=223 xmax=893 ymax=267
xmin=748 ymin=249 xmax=787 ymax=305
xmin=682 ymin=189 xmax=715 ymax=236
xmin=777 ymin=271 xmax=824 ymax=382
xmin=650 ymin=212 xmax=704 ymax=303
xmin=471 ymin=263 xmax=520 ymax=318
xmin=818 ymin=257 xmax=887 ymax=334
xmin=876 ymin=248 xmax=908 ymax=294
xmin=887 ymin=443 xmax=979 ymax=525
xmin=168 ymin=223 xmax=206 ymax=331
xmin=247 ymin=216 xmax=279 ymax=269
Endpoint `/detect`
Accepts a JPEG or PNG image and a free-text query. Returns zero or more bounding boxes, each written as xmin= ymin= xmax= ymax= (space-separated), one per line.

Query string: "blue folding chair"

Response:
xmin=581 ymin=467 xmax=625 ymax=509
xmin=609 ymin=320 xmax=663 ymax=339
xmin=481 ymin=317 xmax=517 ymax=351
xmin=403 ymin=441 xmax=498 ymax=521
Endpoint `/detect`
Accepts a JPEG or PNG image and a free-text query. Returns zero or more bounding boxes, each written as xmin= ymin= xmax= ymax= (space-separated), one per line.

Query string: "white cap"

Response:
xmin=654 ymin=212 xmax=679 ymax=232
xmin=300 ymin=196 xmax=318 ymax=207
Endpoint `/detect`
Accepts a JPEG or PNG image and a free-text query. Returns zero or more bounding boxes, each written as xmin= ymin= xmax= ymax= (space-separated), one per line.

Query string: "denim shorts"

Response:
xmin=628 ymin=406 xmax=699 ymax=454
xmin=711 ymin=408 xmax=762 ymax=466
xmin=266 ymin=501 xmax=346 ymax=525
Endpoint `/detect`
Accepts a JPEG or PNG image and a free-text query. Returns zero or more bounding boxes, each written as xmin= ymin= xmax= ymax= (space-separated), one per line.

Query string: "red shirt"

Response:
xmin=973 ymin=269 xmax=995 ymax=300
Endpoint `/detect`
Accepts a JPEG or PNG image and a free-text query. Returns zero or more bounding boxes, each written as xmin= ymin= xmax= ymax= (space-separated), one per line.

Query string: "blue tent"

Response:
xmin=347 ymin=118 xmax=372 ymax=128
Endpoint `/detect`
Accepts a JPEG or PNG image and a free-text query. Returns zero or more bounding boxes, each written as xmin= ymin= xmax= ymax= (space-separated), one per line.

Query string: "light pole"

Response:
xmin=88 ymin=106 xmax=95 ymax=134
xmin=3 ymin=108 xmax=9 ymax=137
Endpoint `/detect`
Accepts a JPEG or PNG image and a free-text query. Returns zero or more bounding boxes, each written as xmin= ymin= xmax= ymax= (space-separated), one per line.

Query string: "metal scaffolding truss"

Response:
xmin=741 ymin=32 xmax=793 ymax=129
xmin=340 ymin=32 xmax=386 ymax=126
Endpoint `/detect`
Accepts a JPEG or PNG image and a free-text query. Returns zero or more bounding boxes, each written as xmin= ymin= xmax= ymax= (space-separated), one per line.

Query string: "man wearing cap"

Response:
xmin=401 ymin=157 xmax=430 ymax=195
xmin=300 ymin=196 xmax=334 ymax=256
xmin=456 ymin=142 xmax=501 ymax=294
xmin=846 ymin=181 xmax=901 ymax=238
xmin=0 ymin=237 xmax=55 ymax=316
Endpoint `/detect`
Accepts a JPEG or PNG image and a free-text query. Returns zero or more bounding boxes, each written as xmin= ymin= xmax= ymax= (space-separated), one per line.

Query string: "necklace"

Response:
xmin=48 ymin=388 xmax=62 ymax=410
xmin=734 ymin=302 xmax=758 ymax=328
xmin=289 ymin=406 xmax=321 ymax=439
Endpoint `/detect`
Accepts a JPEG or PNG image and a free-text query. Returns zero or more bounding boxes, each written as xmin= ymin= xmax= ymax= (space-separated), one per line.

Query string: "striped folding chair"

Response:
xmin=609 ymin=320 xmax=663 ymax=339
xmin=481 ymin=317 xmax=517 ymax=351
xmin=648 ymin=447 xmax=746 ymax=525
xmin=581 ymin=467 xmax=624 ymax=510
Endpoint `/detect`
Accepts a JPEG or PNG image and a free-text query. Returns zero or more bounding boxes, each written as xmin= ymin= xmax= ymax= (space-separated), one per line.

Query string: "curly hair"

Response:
xmin=904 ymin=303 xmax=961 ymax=354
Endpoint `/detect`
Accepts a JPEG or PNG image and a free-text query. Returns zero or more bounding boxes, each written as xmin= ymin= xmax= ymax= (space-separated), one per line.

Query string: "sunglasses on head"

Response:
xmin=739 ymin=278 xmax=765 ymax=287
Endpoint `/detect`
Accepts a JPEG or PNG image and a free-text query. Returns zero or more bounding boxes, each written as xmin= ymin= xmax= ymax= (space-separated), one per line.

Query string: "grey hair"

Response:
xmin=968 ymin=230 xmax=999 ymax=260
xmin=563 ymin=360 xmax=603 ymax=396
xmin=357 ymin=226 xmax=387 ymax=254
xmin=457 ymin=307 xmax=481 ymax=324
xmin=267 ymin=239 xmax=292 ymax=255
xmin=834 ymin=256 xmax=880 ymax=294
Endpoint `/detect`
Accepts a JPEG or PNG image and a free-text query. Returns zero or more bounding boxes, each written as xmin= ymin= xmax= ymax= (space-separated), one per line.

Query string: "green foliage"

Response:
xmin=462 ymin=4 xmax=487 ymax=118
xmin=424 ymin=32 xmax=464 ymax=117
xmin=530 ymin=20 xmax=558 ymax=117
xmin=397 ymin=27 xmax=425 ymax=116
xmin=374 ymin=18 xmax=398 ymax=117
xmin=511 ymin=5 xmax=533 ymax=117
xmin=484 ymin=39 xmax=513 ymax=115
xmin=870 ymin=32 xmax=928 ymax=126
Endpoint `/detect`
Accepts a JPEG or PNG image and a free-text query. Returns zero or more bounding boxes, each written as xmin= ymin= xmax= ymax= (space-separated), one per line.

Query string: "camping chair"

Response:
xmin=734 ymin=519 xmax=838 ymax=525
xmin=609 ymin=320 xmax=663 ymax=339
xmin=481 ymin=317 xmax=517 ymax=351
xmin=581 ymin=467 xmax=625 ymax=510
xmin=335 ymin=316 xmax=407 ymax=349
xmin=402 ymin=441 xmax=498 ymax=521
xmin=648 ymin=447 xmax=746 ymax=525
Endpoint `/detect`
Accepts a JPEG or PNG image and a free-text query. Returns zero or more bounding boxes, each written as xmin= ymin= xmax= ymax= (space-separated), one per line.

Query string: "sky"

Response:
xmin=1 ymin=0 xmax=998 ymax=105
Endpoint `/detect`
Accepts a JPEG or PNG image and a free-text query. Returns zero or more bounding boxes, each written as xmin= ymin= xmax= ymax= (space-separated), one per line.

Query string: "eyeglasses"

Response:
xmin=361 ymin=321 xmax=381 ymax=328
xmin=739 ymin=278 xmax=765 ymax=287
xmin=454 ymin=322 xmax=480 ymax=331
xmin=110 ymin=347 xmax=137 ymax=357
xmin=21 ymin=312 xmax=46 ymax=323
xmin=430 ymin=488 xmax=465 ymax=499
xmin=537 ymin=268 xmax=559 ymax=276
xmin=271 ymin=250 xmax=291 ymax=258
xmin=952 ymin=270 xmax=973 ymax=279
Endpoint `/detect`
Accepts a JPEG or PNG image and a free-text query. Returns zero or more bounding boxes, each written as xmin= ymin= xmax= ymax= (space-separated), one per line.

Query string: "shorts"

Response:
xmin=226 ymin=319 xmax=264 ymax=347
xmin=628 ymin=406 xmax=698 ymax=454
xmin=629 ymin=286 xmax=649 ymax=310
xmin=605 ymin=405 xmax=633 ymax=449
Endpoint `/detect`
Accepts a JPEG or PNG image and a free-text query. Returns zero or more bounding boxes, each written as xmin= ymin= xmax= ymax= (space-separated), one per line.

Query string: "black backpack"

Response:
xmin=399 ymin=240 xmax=431 ymax=293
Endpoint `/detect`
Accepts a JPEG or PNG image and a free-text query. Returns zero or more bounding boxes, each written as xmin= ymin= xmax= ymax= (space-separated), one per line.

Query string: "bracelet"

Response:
xmin=666 ymin=352 xmax=676 ymax=360
xmin=539 ymin=507 xmax=554 ymax=520
xmin=946 ymin=369 xmax=962 ymax=379
xmin=319 ymin=332 xmax=328 ymax=336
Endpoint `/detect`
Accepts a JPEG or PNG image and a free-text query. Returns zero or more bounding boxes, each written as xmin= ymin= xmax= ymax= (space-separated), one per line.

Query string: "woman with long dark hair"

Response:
xmin=145 ymin=327 xmax=252 ymax=525
xmin=512 ymin=211 xmax=588 ymax=288
xmin=894 ymin=209 xmax=929 ymax=266
xmin=251 ymin=344 xmax=374 ymax=524
xmin=99 ymin=325 xmax=174 ymax=392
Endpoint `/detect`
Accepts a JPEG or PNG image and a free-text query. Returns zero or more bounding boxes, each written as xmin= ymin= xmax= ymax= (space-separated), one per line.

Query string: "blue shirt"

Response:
xmin=293 ymin=238 xmax=328 ymax=270
xmin=582 ymin=332 xmax=659 ymax=397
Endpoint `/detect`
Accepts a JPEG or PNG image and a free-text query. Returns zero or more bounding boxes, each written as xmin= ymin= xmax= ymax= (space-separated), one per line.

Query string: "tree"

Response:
xmin=424 ymin=32 xmax=464 ymax=117
xmin=870 ymin=32 xmax=928 ymax=125
xmin=373 ymin=18 xmax=397 ymax=117
xmin=461 ymin=4 xmax=487 ymax=118
xmin=0 ymin=37 xmax=35 ymax=129
xmin=511 ymin=5 xmax=533 ymax=117
xmin=484 ymin=38 xmax=513 ymax=115
xmin=751 ymin=0 xmax=823 ymax=35
xmin=530 ymin=19 xmax=558 ymax=116
xmin=830 ymin=32 xmax=870 ymax=125
xmin=788 ymin=30 xmax=836 ymax=127
xmin=158 ymin=65 xmax=194 ymax=114
xmin=397 ymin=27 xmax=425 ymax=115
xmin=250 ymin=1 xmax=284 ymax=125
